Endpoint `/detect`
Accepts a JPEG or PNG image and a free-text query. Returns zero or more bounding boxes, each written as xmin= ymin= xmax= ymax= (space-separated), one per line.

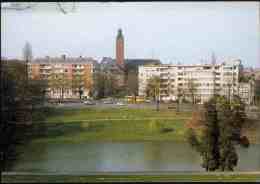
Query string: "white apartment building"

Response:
xmin=138 ymin=59 xmax=255 ymax=104
xmin=238 ymin=81 xmax=255 ymax=105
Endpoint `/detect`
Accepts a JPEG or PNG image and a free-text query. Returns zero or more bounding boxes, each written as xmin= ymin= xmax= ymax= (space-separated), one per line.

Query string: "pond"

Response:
xmin=6 ymin=141 xmax=260 ymax=173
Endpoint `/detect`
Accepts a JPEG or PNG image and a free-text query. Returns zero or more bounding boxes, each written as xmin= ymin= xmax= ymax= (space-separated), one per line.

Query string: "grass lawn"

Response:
xmin=2 ymin=172 xmax=260 ymax=182
xmin=29 ymin=107 xmax=192 ymax=143
xmin=43 ymin=107 xmax=192 ymax=122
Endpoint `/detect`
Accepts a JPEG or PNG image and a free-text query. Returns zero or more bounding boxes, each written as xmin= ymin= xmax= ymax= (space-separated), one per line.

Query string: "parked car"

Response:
xmin=145 ymin=99 xmax=151 ymax=103
xmin=83 ymin=100 xmax=96 ymax=105
xmin=116 ymin=102 xmax=125 ymax=106
xmin=103 ymin=100 xmax=114 ymax=104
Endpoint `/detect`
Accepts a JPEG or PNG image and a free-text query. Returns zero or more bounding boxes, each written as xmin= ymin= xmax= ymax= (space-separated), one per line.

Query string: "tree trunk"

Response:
xmin=156 ymin=98 xmax=159 ymax=111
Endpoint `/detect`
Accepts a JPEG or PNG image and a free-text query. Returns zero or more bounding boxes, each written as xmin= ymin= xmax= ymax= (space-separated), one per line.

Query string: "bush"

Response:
xmin=160 ymin=127 xmax=174 ymax=133
xmin=240 ymin=136 xmax=250 ymax=148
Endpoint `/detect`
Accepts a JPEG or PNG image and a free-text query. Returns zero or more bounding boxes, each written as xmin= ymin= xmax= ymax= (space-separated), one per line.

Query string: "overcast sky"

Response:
xmin=1 ymin=2 xmax=259 ymax=67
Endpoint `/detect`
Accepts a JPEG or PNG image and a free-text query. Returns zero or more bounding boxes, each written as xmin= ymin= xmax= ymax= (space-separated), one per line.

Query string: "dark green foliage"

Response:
xmin=200 ymin=98 xmax=220 ymax=171
xmin=1 ymin=60 xmax=48 ymax=171
xmin=187 ymin=95 xmax=249 ymax=172
xmin=240 ymin=136 xmax=250 ymax=148
xmin=187 ymin=128 xmax=201 ymax=152
xmin=255 ymin=80 xmax=260 ymax=105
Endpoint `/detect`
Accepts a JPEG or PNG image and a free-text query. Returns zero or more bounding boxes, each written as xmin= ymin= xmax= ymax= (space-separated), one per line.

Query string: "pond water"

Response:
xmin=7 ymin=141 xmax=260 ymax=173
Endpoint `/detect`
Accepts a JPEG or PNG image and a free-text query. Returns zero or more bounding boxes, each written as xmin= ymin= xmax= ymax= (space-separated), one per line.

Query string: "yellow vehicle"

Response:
xmin=125 ymin=96 xmax=146 ymax=103
xmin=136 ymin=96 xmax=145 ymax=103
xmin=125 ymin=96 xmax=135 ymax=103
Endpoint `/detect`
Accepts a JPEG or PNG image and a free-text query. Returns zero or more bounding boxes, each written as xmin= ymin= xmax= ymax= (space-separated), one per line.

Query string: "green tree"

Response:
xmin=200 ymin=98 xmax=220 ymax=171
xmin=0 ymin=59 xmax=47 ymax=171
xmin=187 ymin=95 xmax=249 ymax=171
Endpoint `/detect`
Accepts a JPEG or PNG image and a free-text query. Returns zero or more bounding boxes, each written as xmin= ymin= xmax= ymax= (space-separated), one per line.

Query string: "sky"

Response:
xmin=1 ymin=2 xmax=260 ymax=67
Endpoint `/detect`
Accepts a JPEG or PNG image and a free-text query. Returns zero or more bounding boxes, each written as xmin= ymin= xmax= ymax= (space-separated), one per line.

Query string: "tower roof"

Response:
xmin=117 ymin=28 xmax=123 ymax=39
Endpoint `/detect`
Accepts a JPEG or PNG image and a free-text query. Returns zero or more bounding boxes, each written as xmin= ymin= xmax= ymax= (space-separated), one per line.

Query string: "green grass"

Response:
xmin=2 ymin=173 xmax=260 ymax=182
xmin=30 ymin=118 xmax=189 ymax=143
xmin=43 ymin=107 xmax=192 ymax=123
xmin=28 ymin=107 xmax=192 ymax=143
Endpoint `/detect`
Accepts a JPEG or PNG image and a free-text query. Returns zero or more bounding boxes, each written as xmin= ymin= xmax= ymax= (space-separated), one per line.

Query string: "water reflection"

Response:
xmin=8 ymin=141 xmax=260 ymax=173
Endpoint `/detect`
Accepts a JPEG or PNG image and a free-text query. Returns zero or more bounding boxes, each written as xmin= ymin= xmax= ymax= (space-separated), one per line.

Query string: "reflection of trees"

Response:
xmin=143 ymin=142 xmax=162 ymax=170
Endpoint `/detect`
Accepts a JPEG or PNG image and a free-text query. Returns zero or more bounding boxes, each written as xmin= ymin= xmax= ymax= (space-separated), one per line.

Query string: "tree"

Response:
xmin=200 ymin=98 xmax=220 ymax=171
xmin=84 ymin=73 xmax=93 ymax=99
xmin=93 ymin=71 xmax=105 ymax=99
xmin=187 ymin=95 xmax=249 ymax=171
xmin=145 ymin=76 xmax=160 ymax=111
xmin=186 ymin=78 xmax=198 ymax=104
xmin=104 ymin=72 xmax=120 ymax=97
xmin=255 ymin=79 xmax=260 ymax=105
xmin=72 ymin=74 xmax=84 ymax=99
xmin=22 ymin=42 xmax=32 ymax=83
xmin=176 ymin=87 xmax=185 ymax=112
xmin=0 ymin=59 xmax=47 ymax=171
xmin=217 ymin=96 xmax=237 ymax=171
xmin=49 ymin=72 xmax=71 ymax=102
xmin=126 ymin=71 xmax=138 ymax=97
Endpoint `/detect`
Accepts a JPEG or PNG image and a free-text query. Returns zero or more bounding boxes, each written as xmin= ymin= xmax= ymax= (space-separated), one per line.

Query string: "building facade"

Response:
xmin=138 ymin=60 xmax=255 ymax=104
xmin=238 ymin=81 xmax=255 ymax=105
xmin=28 ymin=55 xmax=97 ymax=99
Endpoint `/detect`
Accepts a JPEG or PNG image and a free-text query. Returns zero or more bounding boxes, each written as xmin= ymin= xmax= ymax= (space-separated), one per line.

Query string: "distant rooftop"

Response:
xmin=31 ymin=55 xmax=97 ymax=64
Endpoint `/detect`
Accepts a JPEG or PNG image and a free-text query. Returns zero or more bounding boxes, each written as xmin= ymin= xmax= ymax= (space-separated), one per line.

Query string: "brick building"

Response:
xmin=28 ymin=55 xmax=98 ymax=99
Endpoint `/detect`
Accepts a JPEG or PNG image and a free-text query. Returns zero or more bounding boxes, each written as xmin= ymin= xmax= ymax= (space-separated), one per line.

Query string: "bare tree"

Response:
xmin=72 ymin=74 xmax=84 ymax=99
xmin=187 ymin=78 xmax=198 ymax=104
xmin=2 ymin=2 xmax=76 ymax=14
xmin=145 ymin=76 xmax=161 ymax=111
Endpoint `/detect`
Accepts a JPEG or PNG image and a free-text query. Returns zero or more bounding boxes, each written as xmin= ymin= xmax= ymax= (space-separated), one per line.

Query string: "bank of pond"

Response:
xmin=5 ymin=120 xmax=260 ymax=173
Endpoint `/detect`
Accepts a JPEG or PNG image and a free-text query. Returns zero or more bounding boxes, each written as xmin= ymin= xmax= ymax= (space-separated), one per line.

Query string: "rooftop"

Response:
xmin=30 ymin=56 xmax=97 ymax=64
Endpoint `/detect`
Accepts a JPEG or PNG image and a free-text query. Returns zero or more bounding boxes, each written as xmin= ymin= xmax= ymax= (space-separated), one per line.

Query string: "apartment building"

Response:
xmin=138 ymin=59 xmax=255 ymax=104
xmin=238 ymin=81 xmax=255 ymax=105
xmin=28 ymin=55 xmax=98 ymax=99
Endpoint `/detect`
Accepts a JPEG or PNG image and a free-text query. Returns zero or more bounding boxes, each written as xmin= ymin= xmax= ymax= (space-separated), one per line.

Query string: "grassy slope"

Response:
xmin=30 ymin=107 xmax=192 ymax=143
xmin=44 ymin=107 xmax=192 ymax=122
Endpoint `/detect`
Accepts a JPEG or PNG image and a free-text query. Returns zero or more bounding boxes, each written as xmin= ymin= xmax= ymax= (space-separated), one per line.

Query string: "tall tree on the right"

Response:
xmin=217 ymin=96 xmax=238 ymax=171
xmin=187 ymin=95 xmax=249 ymax=171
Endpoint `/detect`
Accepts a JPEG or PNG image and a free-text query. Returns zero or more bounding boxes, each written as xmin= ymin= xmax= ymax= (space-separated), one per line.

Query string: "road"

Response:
xmin=46 ymin=101 xmax=197 ymax=111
